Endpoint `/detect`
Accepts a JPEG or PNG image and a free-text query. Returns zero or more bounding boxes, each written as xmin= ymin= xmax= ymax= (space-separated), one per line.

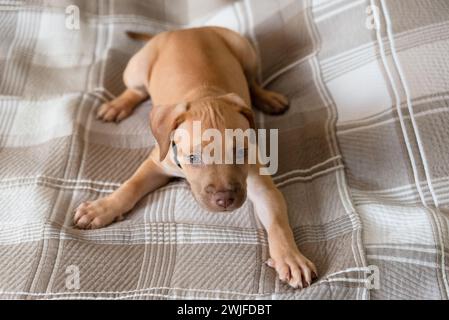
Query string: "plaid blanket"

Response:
xmin=0 ymin=0 xmax=448 ymax=300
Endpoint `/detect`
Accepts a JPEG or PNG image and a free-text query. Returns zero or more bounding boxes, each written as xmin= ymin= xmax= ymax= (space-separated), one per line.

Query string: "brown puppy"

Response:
xmin=74 ymin=27 xmax=317 ymax=288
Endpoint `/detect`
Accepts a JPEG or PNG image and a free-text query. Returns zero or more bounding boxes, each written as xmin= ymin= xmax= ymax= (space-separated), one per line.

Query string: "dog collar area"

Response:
xmin=172 ymin=141 xmax=182 ymax=169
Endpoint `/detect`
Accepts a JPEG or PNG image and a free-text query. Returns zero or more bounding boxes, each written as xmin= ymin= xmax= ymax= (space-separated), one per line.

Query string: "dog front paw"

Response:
xmin=73 ymin=198 xmax=123 ymax=229
xmin=266 ymin=234 xmax=318 ymax=289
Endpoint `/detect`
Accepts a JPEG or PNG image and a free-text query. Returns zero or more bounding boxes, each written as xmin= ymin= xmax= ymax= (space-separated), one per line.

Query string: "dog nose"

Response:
xmin=214 ymin=191 xmax=235 ymax=209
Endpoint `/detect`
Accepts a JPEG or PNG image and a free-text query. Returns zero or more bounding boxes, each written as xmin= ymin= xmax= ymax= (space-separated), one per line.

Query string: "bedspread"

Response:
xmin=0 ymin=0 xmax=448 ymax=299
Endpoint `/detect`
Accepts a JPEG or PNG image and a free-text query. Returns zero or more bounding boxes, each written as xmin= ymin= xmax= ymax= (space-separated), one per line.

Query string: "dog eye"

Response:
xmin=236 ymin=149 xmax=246 ymax=159
xmin=187 ymin=154 xmax=201 ymax=165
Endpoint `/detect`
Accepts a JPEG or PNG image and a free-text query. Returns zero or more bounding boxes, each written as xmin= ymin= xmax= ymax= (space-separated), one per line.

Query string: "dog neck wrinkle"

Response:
xmin=184 ymin=84 xmax=226 ymax=101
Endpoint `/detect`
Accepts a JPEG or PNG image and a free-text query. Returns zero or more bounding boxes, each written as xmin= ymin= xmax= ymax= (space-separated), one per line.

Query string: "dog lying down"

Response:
xmin=74 ymin=27 xmax=317 ymax=289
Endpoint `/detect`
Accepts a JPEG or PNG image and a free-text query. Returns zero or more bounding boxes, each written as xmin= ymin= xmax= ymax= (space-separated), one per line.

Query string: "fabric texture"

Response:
xmin=0 ymin=0 xmax=448 ymax=299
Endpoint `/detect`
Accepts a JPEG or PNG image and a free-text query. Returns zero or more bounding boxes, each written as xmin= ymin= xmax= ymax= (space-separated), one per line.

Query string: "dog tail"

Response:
xmin=126 ymin=31 xmax=154 ymax=41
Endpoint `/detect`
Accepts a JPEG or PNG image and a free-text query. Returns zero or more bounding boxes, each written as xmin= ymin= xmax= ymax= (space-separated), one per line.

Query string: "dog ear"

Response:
xmin=238 ymin=107 xmax=256 ymax=130
xmin=219 ymin=93 xmax=256 ymax=130
xmin=149 ymin=102 xmax=189 ymax=161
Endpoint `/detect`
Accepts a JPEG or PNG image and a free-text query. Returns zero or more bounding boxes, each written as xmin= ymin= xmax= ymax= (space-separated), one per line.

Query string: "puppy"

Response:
xmin=74 ymin=27 xmax=317 ymax=288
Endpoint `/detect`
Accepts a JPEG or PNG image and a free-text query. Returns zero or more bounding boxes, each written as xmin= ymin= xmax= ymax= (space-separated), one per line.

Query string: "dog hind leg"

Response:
xmin=97 ymin=34 xmax=159 ymax=122
xmin=212 ymin=27 xmax=289 ymax=115
xmin=97 ymin=88 xmax=148 ymax=122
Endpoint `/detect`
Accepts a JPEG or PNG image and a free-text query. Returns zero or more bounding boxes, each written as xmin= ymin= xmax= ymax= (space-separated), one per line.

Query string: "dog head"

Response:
xmin=150 ymin=93 xmax=255 ymax=212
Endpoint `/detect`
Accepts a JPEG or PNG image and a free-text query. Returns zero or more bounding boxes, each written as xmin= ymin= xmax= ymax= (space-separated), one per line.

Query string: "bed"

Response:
xmin=0 ymin=0 xmax=448 ymax=299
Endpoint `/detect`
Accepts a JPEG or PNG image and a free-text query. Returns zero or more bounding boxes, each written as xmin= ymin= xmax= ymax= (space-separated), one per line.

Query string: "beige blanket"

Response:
xmin=0 ymin=0 xmax=448 ymax=299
